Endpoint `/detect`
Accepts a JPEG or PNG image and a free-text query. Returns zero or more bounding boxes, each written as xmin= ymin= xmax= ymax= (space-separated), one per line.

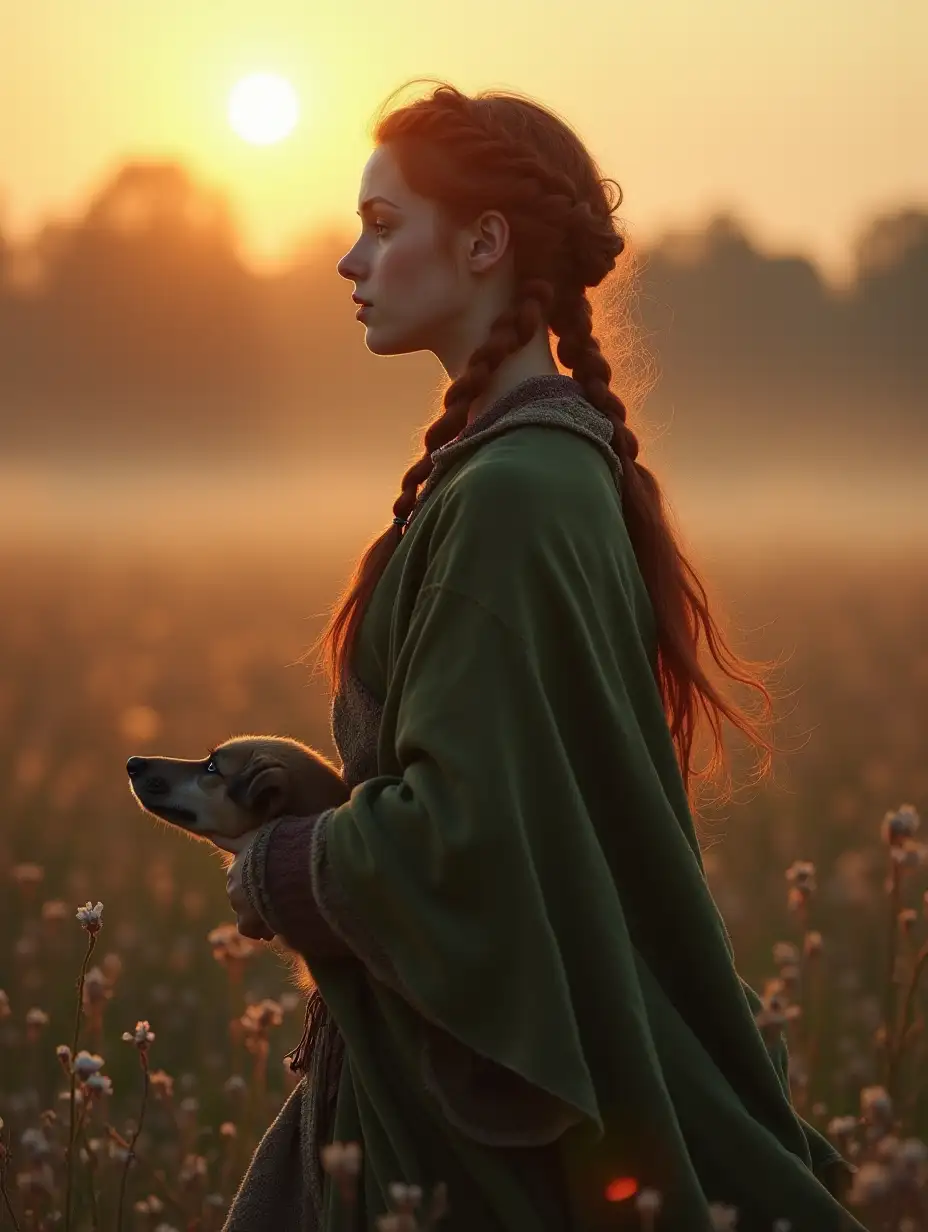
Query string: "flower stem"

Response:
xmin=0 ymin=1184 xmax=21 ymax=1232
xmin=64 ymin=932 xmax=97 ymax=1232
xmin=80 ymin=1122 xmax=100 ymax=1232
xmin=881 ymin=860 xmax=902 ymax=1085
xmin=116 ymin=1054 xmax=150 ymax=1232
xmin=1 ymin=1131 xmax=23 ymax=1232
xmin=887 ymin=938 xmax=928 ymax=1101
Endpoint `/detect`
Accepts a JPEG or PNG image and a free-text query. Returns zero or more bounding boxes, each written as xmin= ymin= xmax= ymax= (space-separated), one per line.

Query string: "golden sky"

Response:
xmin=2 ymin=0 xmax=925 ymax=290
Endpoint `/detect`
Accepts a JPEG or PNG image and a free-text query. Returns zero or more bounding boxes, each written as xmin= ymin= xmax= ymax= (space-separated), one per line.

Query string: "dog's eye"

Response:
xmin=206 ymin=759 xmax=220 ymax=775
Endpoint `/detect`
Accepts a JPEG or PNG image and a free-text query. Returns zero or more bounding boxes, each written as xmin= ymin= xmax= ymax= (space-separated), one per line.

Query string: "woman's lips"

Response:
xmin=356 ymin=304 xmax=372 ymax=320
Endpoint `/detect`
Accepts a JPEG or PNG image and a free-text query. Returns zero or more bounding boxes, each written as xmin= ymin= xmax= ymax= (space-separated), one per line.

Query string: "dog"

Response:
xmin=127 ymin=735 xmax=351 ymax=990
xmin=126 ymin=735 xmax=350 ymax=842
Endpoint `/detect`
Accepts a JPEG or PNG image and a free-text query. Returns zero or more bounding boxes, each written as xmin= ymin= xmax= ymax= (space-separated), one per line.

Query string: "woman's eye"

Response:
xmin=374 ymin=221 xmax=390 ymax=237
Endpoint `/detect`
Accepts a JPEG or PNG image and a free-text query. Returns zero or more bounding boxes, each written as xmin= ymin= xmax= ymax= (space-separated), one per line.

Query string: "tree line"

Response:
xmin=1 ymin=160 xmax=924 ymax=469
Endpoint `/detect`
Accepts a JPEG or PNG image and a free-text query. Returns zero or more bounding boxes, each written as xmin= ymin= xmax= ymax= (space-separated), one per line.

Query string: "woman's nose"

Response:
xmin=337 ymin=245 xmax=364 ymax=281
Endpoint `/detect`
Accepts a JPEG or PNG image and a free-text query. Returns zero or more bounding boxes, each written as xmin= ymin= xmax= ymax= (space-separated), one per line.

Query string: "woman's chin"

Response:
xmin=363 ymin=328 xmax=391 ymax=355
xmin=363 ymin=325 xmax=417 ymax=357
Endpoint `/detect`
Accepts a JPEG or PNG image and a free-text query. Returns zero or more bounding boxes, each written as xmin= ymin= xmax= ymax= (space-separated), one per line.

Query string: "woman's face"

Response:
xmin=337 ymin=145 xmax=509 ymax=370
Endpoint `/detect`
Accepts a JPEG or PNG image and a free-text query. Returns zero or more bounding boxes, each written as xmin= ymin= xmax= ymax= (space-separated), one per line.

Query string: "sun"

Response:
xmin=227 ymin=73 xmax=300 ymax=146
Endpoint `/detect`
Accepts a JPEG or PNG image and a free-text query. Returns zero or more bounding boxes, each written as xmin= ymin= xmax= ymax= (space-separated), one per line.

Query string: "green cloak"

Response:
xmin=232 ymin=375 xmax=862 ymax=1231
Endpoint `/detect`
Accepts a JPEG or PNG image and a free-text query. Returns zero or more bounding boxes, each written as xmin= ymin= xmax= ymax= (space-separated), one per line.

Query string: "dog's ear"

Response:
xmin=228 ymin=754 xmax=288 ymax=823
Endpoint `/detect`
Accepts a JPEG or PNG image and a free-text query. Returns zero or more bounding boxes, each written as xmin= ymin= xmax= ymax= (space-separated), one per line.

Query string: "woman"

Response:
xmin=215 ymin=80 xmax=863 ymax=1231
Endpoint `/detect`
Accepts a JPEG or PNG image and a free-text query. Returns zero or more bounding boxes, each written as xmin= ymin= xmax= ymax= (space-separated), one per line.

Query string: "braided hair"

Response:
xmin=311 ymin=81 xmax=778 ymax=816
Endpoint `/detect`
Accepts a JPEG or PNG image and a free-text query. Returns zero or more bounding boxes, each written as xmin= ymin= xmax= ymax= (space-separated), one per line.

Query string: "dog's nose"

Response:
xmin=126 ymin=756 xmax=149 ymax=778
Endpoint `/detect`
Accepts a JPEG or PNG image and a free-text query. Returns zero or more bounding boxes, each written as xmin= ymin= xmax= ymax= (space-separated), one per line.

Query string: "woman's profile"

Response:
xmin=215 ymin=79 xmax=864 ymax=1231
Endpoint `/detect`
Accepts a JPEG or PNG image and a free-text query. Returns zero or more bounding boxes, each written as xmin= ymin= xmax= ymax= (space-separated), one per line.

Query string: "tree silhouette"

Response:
xmin=0 ymin=159 xmax=924 ymax=469
xmin=0 ymin=162 xmax=271 ymax=452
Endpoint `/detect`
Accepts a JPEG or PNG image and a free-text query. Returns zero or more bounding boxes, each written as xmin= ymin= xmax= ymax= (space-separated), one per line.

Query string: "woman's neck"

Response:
xmin=464 ymin=344 xmax=562 ymax=426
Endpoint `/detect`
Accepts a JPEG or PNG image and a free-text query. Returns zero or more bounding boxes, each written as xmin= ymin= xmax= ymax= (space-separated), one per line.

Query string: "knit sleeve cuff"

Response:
xmin=239 ymin=811 xmax=353 ymax=960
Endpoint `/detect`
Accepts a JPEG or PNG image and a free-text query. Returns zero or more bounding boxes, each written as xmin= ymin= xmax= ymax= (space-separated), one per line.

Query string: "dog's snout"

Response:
xmin=126 ymin=757 xmax=149 ymax=778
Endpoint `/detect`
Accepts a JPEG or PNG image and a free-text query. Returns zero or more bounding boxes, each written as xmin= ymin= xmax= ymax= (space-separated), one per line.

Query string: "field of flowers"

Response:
xmin=1 ymin=536 xmax=927 ymax=1231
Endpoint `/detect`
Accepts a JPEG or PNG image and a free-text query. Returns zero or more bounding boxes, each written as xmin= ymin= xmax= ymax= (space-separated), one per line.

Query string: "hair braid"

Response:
xmin=549 ymin=287 xmax=778 ymax=796
xmin=549 ymin=291 xmax=639 ymax=463
xmin=391 ymin=278 xmax=556 ymax=530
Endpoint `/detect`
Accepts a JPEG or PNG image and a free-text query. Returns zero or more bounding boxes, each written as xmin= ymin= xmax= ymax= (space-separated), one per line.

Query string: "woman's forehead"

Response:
xmin=358 ymin=146 xmax=405 ymax=203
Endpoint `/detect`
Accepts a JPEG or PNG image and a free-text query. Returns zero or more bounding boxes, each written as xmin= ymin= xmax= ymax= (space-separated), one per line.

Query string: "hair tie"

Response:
xmin=393 ymin=516 xmax=408 ymax=530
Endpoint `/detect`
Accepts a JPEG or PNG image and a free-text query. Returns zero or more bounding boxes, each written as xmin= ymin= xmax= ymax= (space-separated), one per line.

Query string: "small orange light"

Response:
xmin=605 ymin=1177 xmax=639 ymax=1202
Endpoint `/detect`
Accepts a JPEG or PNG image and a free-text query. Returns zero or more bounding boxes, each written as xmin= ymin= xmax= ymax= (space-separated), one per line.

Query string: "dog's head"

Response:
xmin=126 ymin=735 xmax=343 ymax=841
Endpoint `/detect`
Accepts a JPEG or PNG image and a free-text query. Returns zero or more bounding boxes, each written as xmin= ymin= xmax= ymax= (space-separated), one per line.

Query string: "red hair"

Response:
xmin=310 ymin=80 xmax=780 ymax=822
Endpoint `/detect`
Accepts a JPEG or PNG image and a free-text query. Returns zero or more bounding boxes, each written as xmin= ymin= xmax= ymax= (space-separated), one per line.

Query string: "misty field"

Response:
xmin=1 ymin=537 xmax=927 ymax=1231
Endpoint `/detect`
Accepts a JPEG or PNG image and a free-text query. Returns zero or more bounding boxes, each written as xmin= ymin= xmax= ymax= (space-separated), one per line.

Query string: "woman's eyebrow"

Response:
xmin=357 ymin=196 xmax=400 ymax=215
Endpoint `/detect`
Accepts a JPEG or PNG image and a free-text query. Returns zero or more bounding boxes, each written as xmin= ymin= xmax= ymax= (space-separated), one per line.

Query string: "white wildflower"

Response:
xmin=860 ymin=1085 xmax=893 ymax=1126
xmin=708 ymin=1202 xmax=739 ymax=1230
xmin=881 ymin=804 xmax=921 ymax=846
xmin=636 ymin=1188 xmax=663 ymax=1214
xmin=772 ymin=942 xmax=800 ymax=967
xmin=122 ymin=1020 xmax=155 ymax=1049
xmin=388 ymin=1182 xmax=423 ymax=1212
xmin=20 ymin=1127 xmax=51 ymax=1159
xmin=76 ymin=901 xmax=104 ymax=933
xmin=848 ymin=1161 xmax=891 ymax=1202
xmin=224 ymin=1075 xmax=247 ymax=1099
xmin=84 ymin=1073 xmax=113 ymax=1097
xmin=12 ymin=864 xmax=44 ymax=886
xmin=895 ymin=1138 xmax=928 ymax=1175
xmin=322 ymin=1140 xmax=362 ymax=1178
xmin=179 ymin=1154 xmax=208 ymax=1186
xmin=803 ymin=930 xmax=823 ymax=957
xmin=785 ymin=861 xmax=817 ymax=893
xmin=240 ymin=999 xmax=283 ymax=1038
xmin=149 ymin=1069 xmax=174 ymax=1099
xmin=73 ymin=1051 xmax=106 ymax=1081
xmin=827 ymin=1114 xmax=859 ymax=1140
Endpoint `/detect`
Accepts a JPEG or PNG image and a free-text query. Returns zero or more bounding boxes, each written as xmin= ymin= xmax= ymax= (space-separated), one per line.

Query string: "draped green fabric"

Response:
xmin=298 ymin=379 xmax=861 ymax=1231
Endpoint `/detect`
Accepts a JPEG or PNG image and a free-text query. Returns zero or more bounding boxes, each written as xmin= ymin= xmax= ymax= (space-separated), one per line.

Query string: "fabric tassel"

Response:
xmin=284 ymin=986 xmax=324 ymax=1074
xmin=285 ymin=983 xmax=347 ymax=1221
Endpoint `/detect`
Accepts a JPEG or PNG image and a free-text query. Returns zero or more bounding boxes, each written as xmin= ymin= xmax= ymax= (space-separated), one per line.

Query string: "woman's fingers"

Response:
xmin=220 ymin=838 xmax=273 ymax=939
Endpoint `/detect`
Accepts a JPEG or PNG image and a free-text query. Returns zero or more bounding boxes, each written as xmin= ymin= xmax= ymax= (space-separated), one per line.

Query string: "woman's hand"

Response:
xmin=210 ymin=829 xmax=275 ymax=941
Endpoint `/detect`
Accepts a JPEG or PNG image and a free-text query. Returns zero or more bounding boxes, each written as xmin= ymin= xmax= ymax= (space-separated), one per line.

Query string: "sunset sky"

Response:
xmin=2 ymin=0 xmax=925 ymax=291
